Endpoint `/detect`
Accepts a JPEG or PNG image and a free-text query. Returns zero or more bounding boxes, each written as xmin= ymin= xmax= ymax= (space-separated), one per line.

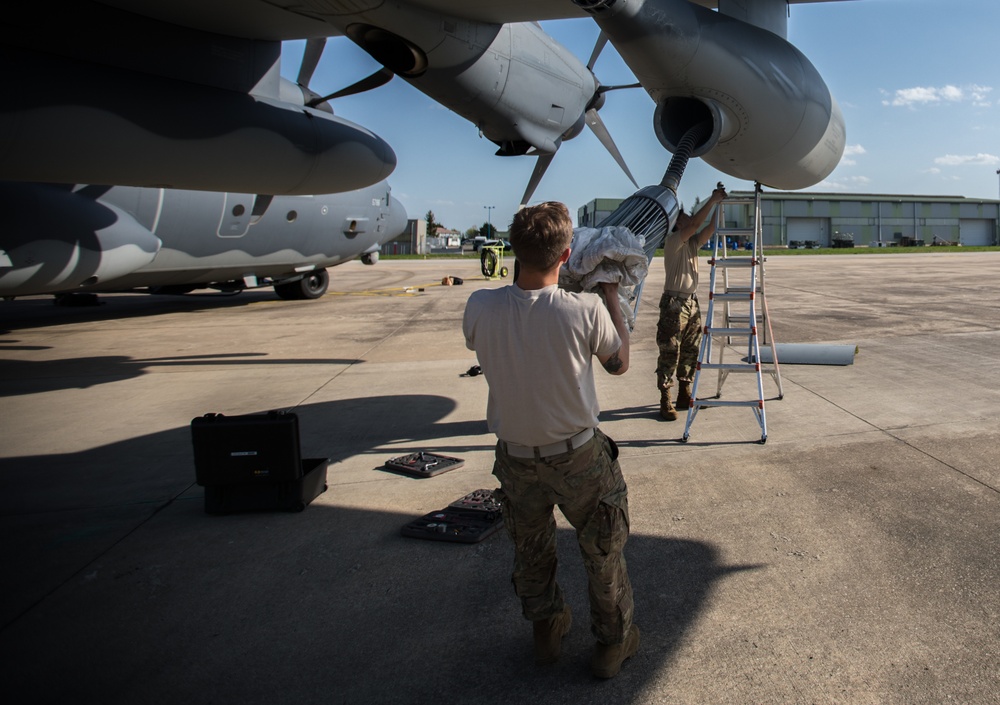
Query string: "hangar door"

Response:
xmin=959 ymin=219 xmax=993 ymax=246
xmin=787 ymin=218 xmax=829 ymax=246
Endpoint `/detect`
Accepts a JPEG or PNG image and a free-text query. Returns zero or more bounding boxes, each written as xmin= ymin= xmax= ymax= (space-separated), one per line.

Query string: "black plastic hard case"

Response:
xmin=191 ymin=411 xmax=328 ymax=514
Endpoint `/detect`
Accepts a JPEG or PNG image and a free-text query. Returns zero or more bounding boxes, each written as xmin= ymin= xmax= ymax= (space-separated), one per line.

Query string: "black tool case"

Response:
xmin=400 ymin=489 xmax=504 ymax=543
xmin=191 ymin=411 xmax=328 ymax=514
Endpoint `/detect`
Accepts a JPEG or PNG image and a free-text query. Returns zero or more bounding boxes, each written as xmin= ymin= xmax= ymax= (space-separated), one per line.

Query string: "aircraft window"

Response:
xmin=232 ymin=204 xmax=245 ymax=217
xmin=287 ymin=210 xmax=298 ymax=222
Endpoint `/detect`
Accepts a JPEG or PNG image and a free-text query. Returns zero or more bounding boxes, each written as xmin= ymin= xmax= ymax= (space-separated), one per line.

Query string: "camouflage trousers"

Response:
xmin=656 ymin=292 xmax=702 ymax=390
xmin=492 ymin=429 xmax=634 ymax=645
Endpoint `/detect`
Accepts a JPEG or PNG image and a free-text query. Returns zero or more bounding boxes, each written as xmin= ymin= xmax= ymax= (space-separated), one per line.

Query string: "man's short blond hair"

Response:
xmin=509 ymin=201 xmax=573 ymax=271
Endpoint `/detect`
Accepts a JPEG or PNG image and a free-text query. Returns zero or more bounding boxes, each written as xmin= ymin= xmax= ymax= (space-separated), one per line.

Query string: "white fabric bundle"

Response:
xmin=559 ymin=226 xmax=649 ymax=330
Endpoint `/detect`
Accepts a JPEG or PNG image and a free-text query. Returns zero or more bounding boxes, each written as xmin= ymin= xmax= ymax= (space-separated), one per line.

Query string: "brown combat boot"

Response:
xmin=533 ymin=605 xmax=572 ymax=665
xmin=591 ymin=624 xmax=641 ymax=679
xmin=675 ymin=380 xmax=693 ymax=410
xmin=660 ymin=388 xmax=677 ymax=421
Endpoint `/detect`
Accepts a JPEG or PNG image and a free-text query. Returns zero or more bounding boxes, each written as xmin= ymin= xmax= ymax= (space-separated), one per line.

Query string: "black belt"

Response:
xmin=664 ymin=290 xmax=696 ymax=300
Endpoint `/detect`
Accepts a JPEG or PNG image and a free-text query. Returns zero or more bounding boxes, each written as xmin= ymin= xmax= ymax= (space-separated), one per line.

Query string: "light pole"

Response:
xmin=484 ymin=205 xmax=495 ymax=238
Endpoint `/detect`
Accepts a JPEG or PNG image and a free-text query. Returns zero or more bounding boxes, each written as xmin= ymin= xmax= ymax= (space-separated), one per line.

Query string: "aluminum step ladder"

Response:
xmin=682 ymin=183 xmax=783 ymax=444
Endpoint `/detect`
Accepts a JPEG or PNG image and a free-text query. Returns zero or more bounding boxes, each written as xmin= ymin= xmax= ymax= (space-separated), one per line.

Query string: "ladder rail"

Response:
xmin=683 ymin=182 xmax=781 ymax=443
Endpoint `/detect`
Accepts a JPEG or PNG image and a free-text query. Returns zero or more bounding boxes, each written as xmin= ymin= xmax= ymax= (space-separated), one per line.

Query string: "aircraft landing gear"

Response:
xmin=275 ymin=269 xmax=329 ymax=300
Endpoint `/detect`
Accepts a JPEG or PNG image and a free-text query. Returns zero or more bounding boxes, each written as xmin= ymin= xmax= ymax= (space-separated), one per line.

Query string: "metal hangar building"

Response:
xmin=578 ymin=192 xmax=1000 ymax=248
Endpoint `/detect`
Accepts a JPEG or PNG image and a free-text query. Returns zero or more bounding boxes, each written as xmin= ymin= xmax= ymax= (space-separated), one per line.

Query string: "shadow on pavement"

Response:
xmin=0 ymin=393 xmax=760 ymax=704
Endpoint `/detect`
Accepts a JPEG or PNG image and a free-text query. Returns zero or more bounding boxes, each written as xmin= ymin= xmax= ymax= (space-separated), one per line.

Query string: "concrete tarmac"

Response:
xmin=1 ymin=253 xmax=998 ymax=705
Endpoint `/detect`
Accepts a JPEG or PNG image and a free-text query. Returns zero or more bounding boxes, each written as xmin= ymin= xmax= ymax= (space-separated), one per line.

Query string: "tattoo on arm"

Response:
xmin=602 ymin=350 xmax=624 ymax=374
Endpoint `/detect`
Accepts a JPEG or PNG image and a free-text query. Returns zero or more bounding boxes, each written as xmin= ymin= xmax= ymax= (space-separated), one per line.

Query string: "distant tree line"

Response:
xmin=426 ymin=209 xmax=496 ymax=239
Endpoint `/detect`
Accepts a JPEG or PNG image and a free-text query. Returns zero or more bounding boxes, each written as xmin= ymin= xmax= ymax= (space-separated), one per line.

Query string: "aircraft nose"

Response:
xmin=382 ymin=196 xmax=408 ymax=243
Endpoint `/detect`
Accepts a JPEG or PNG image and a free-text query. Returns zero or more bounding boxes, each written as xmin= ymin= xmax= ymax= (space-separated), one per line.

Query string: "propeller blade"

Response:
xmin=598 ymin=82 xmax=642 ymax=93
xmin=298 ymin=38 xmax=327 ymax=88
xmin=585 ymin=108 xmax=639 ymax=190
xmin=520 ymin=153 xmax=556 ymax=208
xmin=587 ymin=31 xmax=608 ymax=71
xmin=307 ymin=67 xmax=395 ymax=107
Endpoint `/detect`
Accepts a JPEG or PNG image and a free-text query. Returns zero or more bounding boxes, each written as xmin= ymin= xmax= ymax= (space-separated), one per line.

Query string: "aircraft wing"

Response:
xmin=2 ymin=0 xmax=860 ymax=199
xmin=97 ymin=0 xmax=858 ymax=36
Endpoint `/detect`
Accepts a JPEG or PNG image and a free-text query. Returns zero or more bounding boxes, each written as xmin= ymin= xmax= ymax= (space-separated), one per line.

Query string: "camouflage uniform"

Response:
xmin=492 ymin=429 xmax=633 ymax=645
xmin=655 ymin=292 xmax=702 ymax=392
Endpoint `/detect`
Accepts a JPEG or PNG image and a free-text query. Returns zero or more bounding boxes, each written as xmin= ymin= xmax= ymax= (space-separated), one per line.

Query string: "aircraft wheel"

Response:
xmin=299 ymin=269 xmax=329 ymax=299
xmin=275 ymin=270 xmax=329 ymax=300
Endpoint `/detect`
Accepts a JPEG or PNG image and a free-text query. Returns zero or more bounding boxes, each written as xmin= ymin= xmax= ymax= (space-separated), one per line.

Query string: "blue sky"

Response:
xmin=281 ymin=0 xmax=1000 ymax=233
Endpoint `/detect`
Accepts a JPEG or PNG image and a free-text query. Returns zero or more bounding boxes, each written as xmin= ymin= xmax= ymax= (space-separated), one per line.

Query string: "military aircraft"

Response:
xmin=2 ymin=0 xmax=850 ymax=207
xmin=0 ymin=180 xmax=407 ymax=300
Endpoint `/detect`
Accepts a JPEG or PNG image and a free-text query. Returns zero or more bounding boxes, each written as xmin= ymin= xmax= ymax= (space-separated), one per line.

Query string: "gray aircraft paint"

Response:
xmin=575 ymin=0 xmax=845 ymax=189
xmin=1 ymin=1 xmax=853 ymax=207
xmin=0 ymin=181 xmax=407 ymax=298
xmin=1 ymin=3 xmax=396 ymax=196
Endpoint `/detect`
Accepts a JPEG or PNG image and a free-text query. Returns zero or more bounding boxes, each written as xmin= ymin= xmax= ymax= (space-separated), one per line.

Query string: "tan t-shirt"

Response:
xmin=662 ymin=231 xmax=701 ymax=295
xmin=463 ymin=283 xmax=620 ymax=447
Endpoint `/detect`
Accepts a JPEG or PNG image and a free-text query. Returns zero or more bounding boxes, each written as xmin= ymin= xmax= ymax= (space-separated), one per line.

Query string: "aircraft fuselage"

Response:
xmin=0 ymin=181 xmax=407 ymax=298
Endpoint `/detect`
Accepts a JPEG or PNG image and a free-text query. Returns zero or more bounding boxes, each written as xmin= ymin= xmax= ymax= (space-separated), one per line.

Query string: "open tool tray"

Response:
xmin=401 ymin=489 xmax=504 ymax=544
xmin=382 ymin=451 xmax=464 ymax=478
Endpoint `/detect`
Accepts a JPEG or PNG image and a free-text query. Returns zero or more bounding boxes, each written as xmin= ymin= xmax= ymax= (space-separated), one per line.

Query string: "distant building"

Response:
xmin=382 ymin=218 xmax=426 ymax=255
xmin=726 ymin=192 xmax=1000 ymax=248
xmin=580 ymin=192 xmax=1000 ymax=247
xmin=577 ymin=198 xmax=626 ymax=228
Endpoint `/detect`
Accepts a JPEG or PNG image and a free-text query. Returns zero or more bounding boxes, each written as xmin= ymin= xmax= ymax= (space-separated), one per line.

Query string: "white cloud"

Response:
xmin=969 ymin=84 xmax=992 ymax=106
xmin=839 ymin=144 xmax=866 ymax=166
xmin=933 ymin=153 xmax=1000 ymax=167
xmin=818 ymin=175 xmax=872 ymax=191
xmin=882 ymin=84 xmax=993 ymax=108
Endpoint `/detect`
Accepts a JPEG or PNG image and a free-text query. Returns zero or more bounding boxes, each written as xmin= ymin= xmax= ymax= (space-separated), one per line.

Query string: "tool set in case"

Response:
xmin=400 ymin=489 xmax=504 ymax=543
xmin=382 ymin=451 xmax=465 ymax=478
xmin=191 ymin=410 xmax=328 ymax=514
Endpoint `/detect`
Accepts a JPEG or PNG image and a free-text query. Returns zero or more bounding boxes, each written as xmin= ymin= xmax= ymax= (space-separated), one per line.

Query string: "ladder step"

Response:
xmin=725 ymin=285 xmax=761 ymax=294
xmin=711 ymin=291 xmax=754 ymax=301
xmin=706 ymin=326 xmax=754 ymax=336
xmin=694 ymin=399 xmax=764 ymax=409
xmin=709 ymin=258 xmax=756 ymax=267
xmin=726 ymin=315 xmax=764 ymax=325
xmin=698 ymin=362 xmax=761 ymax=371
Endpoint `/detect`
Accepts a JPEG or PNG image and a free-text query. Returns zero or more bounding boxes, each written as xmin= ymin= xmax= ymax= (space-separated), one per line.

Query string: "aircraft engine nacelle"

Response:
xmin=575 ymin=0 xmax=846 ymax=189
xmin=0 ymin=48 xmax=396 ymax=196
xmin=0 ymin=183 xmax=161 ymax=297
xmin=333 ymin=8 xmax=596 ymax=156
